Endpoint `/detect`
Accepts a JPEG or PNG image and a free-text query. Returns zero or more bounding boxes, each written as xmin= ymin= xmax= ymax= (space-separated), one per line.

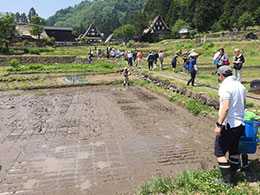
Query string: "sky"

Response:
xmin=0 ymin=0 xmax=83 ymax=19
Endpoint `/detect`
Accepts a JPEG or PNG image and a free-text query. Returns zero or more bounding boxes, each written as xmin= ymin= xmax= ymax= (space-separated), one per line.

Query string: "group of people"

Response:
xmin=214 ymin=48 xmax=245 ymax=82
xmin=146 ymin=51 xmax=165 ymax=70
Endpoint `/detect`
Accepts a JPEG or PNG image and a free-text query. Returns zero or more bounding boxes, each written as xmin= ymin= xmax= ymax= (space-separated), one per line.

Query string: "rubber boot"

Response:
xmin=229 ymin=157 xmax=239 ymax=182
xmin=215 ymin=162 xmax=233 ymax=187
xmin=241 ymin=154 xmax=248 ymax=170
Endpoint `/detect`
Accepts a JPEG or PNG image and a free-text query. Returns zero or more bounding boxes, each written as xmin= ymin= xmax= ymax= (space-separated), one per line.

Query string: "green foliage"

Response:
xmin=137 ymin=168 xmax=260 ymax=194
xmin=203 ymin=42 xmax=215 ymax=50
xmin=30 ymin=25 xmax=44 ymax=41
xmin=238 ymin=12 xmax=254 ymax=29
xmin=171 ymin=19 xmax=189 ymax=38
xmin=47 ymin=0 xmax=148 ymax=37
xmin=0 ymin=13 xmax=17 ymax=53
xmin=183 ymin=40 xmax=196 ymax=49
xmin=8 ymin=59 xmax=20 ymax=68
xmin=113 ymin=24 xmax=135 ymax=41
xmin=30 ymin=15 xmax=46 ymax=25
xmin=44 ymin=37 xmax=55 ymax=46
xmin=211 ymin=22 xmax=222 ymax=32
xmin=81 ymin=37 xmax=89 ymax=44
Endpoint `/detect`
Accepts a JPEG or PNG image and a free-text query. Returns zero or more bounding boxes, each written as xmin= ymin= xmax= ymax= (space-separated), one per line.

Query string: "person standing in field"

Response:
xmin=233 ymin=48 xmax=245 ymax=82
xmin=171 ymin=53 xmax=179 ymax=73
xmin=147 ymin=51 xmax=155 ymax=71
xmin=214 ymin=66 xmax=246 ymax=186
xmin=187 ymin=52 xmax=199 ymax=86
xmin=182 ymin=54 xmax=189 ymax=74
xmin=154 ymin=51 xmax=159 ymax=67
xmin=123 ymin=67 xmax=130 ymax=86
xmin=127 ymin=51 xmax=133 ymax=66
xmin=137 ymin=51 xmax=142 ymax=68
xmin=158 ymin=51 xmax=165 ymax=70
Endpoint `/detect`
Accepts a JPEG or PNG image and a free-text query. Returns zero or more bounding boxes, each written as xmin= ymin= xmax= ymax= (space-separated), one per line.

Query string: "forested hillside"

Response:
xmin=47 ymin=0 xmax=148 ymax=37
xmin=142 ymin=0 xmax=260 ymax=32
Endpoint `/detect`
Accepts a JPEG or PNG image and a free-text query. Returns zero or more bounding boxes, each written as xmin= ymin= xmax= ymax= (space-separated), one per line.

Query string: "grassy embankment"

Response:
xmin=0 ymin=61 xmax=122 ymax=90
xmin=136 ymin=159 xmax=260 ymax=194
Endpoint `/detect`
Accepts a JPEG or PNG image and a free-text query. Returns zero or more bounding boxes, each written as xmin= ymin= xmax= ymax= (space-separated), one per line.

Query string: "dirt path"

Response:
xmin=0 ymin=85 xmax=231 ymax=194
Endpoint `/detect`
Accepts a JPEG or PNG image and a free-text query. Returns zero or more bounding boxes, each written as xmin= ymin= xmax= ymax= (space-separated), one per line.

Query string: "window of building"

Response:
xmin=91 ymin=29 xmax=94 ymax=32
xmin=91 ymin=32 xmax=95 ymax=35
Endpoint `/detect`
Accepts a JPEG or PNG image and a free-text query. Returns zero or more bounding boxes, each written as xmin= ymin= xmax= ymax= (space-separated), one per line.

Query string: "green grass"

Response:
xmin=137 ymin=160 xmax=260 ymax=194
xmin=2 ymin=60 xmax=117 ymax=73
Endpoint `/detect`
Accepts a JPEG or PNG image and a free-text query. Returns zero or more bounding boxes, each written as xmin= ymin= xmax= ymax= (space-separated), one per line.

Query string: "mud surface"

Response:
xmin=0 ymin=85 xmax=219 ymax=194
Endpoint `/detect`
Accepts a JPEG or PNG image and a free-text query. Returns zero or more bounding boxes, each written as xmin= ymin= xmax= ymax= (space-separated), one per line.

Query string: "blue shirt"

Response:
xmin=189 ymin=57 xmax=196 ymax=72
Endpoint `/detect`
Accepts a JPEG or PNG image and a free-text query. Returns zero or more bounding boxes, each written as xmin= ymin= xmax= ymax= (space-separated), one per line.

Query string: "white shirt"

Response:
xmin=219 ymin=76 xmax=246 ymax=128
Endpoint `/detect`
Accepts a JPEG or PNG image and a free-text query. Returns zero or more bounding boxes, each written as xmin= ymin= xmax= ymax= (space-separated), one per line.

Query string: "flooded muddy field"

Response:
xmin=0 ymin=85 xmax=219 ymax=194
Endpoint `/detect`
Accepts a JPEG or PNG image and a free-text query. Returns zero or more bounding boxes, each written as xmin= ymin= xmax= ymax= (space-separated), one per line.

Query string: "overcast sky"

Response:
xmin=0 ymin=0 xmax=83 ymax=19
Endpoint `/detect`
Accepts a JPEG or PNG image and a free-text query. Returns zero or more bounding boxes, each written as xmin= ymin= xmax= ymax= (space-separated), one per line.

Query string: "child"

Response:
xmin=123 ymin=67 xmax=130 ymax=86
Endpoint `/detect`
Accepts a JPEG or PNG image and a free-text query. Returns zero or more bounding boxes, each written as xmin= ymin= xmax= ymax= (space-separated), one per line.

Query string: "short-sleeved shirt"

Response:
xmin=219 ymin=76 xmax=246 ymax=128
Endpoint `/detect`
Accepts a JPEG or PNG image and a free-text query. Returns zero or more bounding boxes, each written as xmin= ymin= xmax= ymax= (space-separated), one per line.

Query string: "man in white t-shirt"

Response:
xmin=214 ymin=66 xmax=246 ymax=186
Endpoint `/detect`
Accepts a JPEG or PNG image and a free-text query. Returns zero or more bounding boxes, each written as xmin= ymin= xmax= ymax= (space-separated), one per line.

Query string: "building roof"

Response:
xmin=79 ymin=23 xmax=103 ymax=40
xmin=44 ymin=26 xmax=73 ymax=31
xmin=105 ymin=33 xmax=114 ymax=43
xmin=179 ymin=28 xmax=190 ymax=34
xmin=16 ymin=23 xmax=48 ymax=40
xmin=143 ymin=16 xmax=171 ymax=34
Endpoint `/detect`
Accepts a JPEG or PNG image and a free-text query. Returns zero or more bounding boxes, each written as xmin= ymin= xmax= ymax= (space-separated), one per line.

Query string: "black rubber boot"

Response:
xmin=215 ymin=162 xmax=233 ymax=187
xmin=229 ymin=157 xmax=239 ymax=183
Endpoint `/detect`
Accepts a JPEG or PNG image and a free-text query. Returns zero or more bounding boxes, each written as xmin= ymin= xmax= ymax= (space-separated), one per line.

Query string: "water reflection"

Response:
xmin=63 ymin=76 xmax=88 ymax=83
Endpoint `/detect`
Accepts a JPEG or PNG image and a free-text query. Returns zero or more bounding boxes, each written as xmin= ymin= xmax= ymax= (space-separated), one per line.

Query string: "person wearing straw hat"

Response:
xmin=214 ymin=66 xmax=246 ymax=186
xmin=122 ymin=67 xmax=130 ymax=86
xmin=187 ymin=52 xmax=199 ymax=86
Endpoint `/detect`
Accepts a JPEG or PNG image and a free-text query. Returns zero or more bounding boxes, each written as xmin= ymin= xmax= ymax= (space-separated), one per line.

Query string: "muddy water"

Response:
xmin=0 ymin=85 xmax=221 ymax=194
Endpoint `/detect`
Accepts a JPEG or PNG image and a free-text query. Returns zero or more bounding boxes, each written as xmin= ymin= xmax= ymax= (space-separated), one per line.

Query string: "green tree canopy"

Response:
xmin=29 ymin=15 xmax=46 ymax=41
xmin=28 ymin=7 xmax=38 ymax=23
xmin=0 ymin=13 xmax=17 ymax=53
xmin=113 ymin=24 xmax=135 ymax=41
xmin=238 ymin=12 xmax=254 ymax=29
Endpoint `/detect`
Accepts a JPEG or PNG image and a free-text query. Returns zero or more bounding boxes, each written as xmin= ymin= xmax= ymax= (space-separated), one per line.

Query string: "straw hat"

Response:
xmin=190 ymin=52 xmax=199 ymax=57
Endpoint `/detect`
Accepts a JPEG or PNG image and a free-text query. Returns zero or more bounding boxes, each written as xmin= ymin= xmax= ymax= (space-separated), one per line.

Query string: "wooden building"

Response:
xmin=44 ymin=26 xmax=74 ymax=43
xmin=143 ymin=16 xmax=171 ymax=38
xmin=79 ymin=23 xmax=103 ymax=43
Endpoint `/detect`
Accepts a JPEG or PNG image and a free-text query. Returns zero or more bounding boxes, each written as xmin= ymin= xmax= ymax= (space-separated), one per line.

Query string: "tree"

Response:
xmin=113 ymin=24 xmax=135 ymax=41
xmin=128 ymin=11 xmax=148 ymax=39
xmin=171 ymin=19 xmax=189 ymax=38
xmin=20 ymin=13 xmax=28 ymax=23
xmin=29 ymin=15 xmax=46 ymax=41
xmin=28 ymin=7 xmax=38 ymax=23
xmin=0 ymin=13 xmax=17 ymax=53
xmin=15 ymin=12 xmax=21 ymax=23
xmin=253 ymin=7 xmax=260 ymax=25
xmin=238 ymin=12 xmax=254 ymax=29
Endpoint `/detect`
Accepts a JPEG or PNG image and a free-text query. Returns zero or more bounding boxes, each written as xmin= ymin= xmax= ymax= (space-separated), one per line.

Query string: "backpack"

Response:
xmin=148 ymin=54 xmax=154 ymax=62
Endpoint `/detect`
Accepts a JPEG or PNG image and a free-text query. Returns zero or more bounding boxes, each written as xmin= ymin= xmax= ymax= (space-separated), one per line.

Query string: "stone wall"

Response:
xmin=0 ymin=56 xmax=88 ymax=66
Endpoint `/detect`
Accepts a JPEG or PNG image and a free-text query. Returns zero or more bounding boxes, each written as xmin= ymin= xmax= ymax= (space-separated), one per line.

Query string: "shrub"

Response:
xmin=29 ymin=48 xmax=40 ymax=55
xmin=183 ymin=40 xmax=196 ymax=49
xmin=44 ymin=37 xmax=55 ymax=46
xmin=28 ymin=64 xmax=45 ymax=71
xmin=8 ymin=59 xmax=20 ymax=68
xmin=202 ymin=42 xmax=214 ymax=49
xmin=203 ymin=49 xmax=214 ymax=57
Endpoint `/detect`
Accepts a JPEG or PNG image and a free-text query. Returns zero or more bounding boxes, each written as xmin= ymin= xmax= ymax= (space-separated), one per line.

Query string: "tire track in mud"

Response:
xmin=0 ymin=86 xmax=216 ymax=195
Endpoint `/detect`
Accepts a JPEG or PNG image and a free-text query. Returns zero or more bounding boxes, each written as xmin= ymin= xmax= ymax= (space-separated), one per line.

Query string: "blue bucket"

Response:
xmin=238 ymin=137 xmax=259 ymax=154
xmin=243 ymin=121 xmax=259 ymax=139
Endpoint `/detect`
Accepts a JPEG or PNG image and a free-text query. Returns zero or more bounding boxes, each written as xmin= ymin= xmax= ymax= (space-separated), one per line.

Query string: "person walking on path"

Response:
xmin=154 ymin=51 xmax=159 ymax=67
xmin=233 ymin=48 xmax=245 ymax=82
xmin=137 ymin=51 xmax=142 ymax=68
xmin=214 ymin=48 xmax=229 ymax=70
xmin=187 ymin=52 xmax=199 ymax=86
xmin=147 ymin=51 xmax=155 ymax=71
xmin=122 ymin=67 xmax=130 ymax=86
xmin=127 ymin=51 xmax=133 ymax=66
xmin=171 ymin=53 xmax=179 ymax=73
xmin=214 ymin=66 xmax=246 ymax=186
xmin=158 ymin=51 xmax=165 ymax=70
